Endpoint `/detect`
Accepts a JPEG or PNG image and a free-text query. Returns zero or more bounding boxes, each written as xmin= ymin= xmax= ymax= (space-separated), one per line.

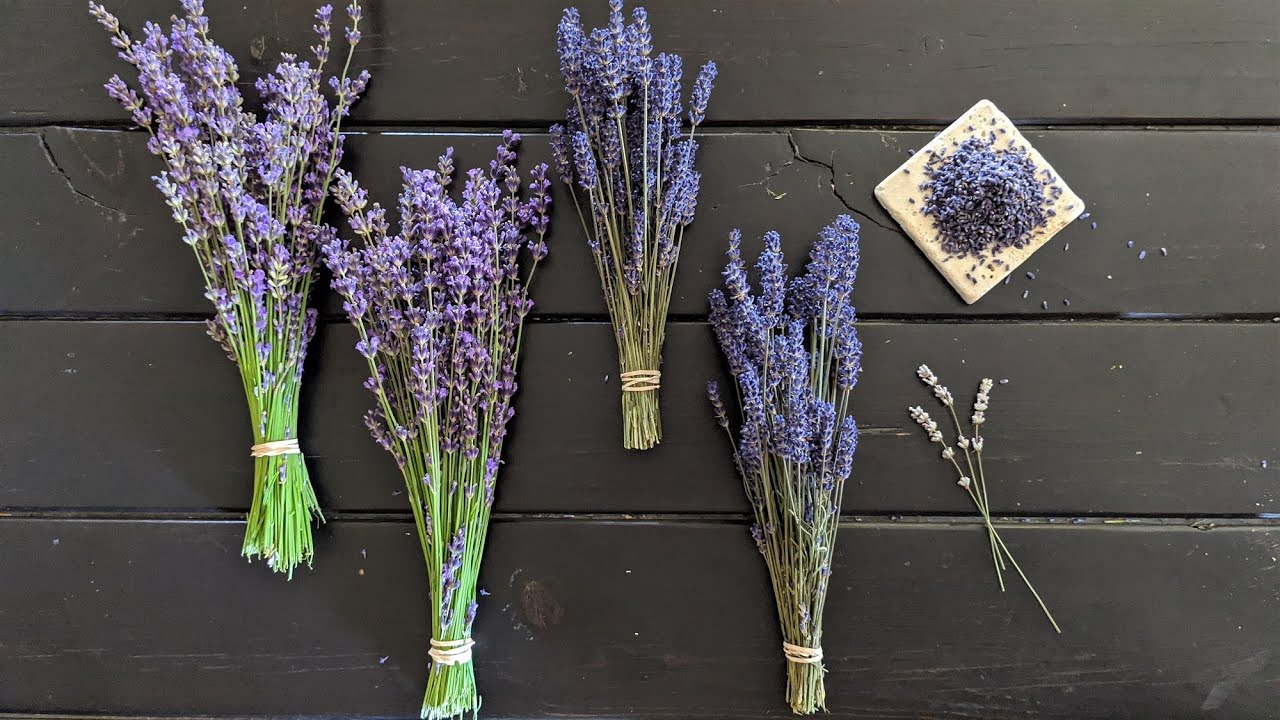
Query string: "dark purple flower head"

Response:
xmin=707 ymin=218 xmax=860 ymax=528
xmin=554 ymin=4 xmax=714 ymax=397
xmin=688 ymin=61 xmax=717 ymax=126
xmin=557 ymin=8 xmax=587 ymax=97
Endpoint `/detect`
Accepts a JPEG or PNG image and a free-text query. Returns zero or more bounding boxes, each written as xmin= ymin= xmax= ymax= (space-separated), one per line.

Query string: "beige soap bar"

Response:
xmin=874 ymin=99 xmax=1084 ymax=304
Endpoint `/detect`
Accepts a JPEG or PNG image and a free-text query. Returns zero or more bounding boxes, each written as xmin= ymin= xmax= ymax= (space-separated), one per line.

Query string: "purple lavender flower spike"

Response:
xmin=689 ymin=61 xmax=717 ymax=126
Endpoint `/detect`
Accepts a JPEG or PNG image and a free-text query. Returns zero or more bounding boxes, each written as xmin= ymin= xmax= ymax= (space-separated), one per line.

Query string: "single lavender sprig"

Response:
xmin=908 ymin=367 xmax=1061 ymax=633
xmin=552 ymin=2 xmax=717 ymax=449
xmin=89 ymin=0 xmax=369 ymax=578
xmin=325 ymin=135 xmax=550 ymax=719
xmin=708 ymin=216 xmax=862 ymax=715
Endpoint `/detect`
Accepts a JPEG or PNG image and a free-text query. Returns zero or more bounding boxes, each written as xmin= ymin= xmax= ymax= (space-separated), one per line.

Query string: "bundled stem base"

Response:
xmin=785 ymin=657 xmax=826 ymax=715
xmin=241 ymin=403 xmax=322 ymax=578
xmin=422 ymin=646 xmax=479 ymax=720
xmin=621 ymin=387 xmax=662 ymax=450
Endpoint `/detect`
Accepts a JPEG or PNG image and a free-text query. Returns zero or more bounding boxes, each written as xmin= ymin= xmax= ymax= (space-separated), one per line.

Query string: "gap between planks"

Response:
xmin=0 ymin=510 xmax=1276 ymax=529
xmin=3 ymin=120 xmax=1280 ymax=134
xmin=1 ymin=313 xmax=1278 ymax=324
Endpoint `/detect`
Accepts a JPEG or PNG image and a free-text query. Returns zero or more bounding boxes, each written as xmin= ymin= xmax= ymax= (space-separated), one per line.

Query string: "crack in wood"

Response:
xmin=35 ymin=129 xmax=128 ymax=218
xmin=785 ymin=129 xmax=897 ymax=234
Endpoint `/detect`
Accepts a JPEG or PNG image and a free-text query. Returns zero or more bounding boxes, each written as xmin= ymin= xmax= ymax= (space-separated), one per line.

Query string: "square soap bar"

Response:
xmin=874 ymin=99 xmax=1084 ymax=304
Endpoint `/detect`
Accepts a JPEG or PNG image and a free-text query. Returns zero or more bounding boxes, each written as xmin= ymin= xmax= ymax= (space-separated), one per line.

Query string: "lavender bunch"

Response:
xmin=90 ymin=0 xmax=369 ymax=577
xmin=909 ymin=366 xmax=1061 ymax=633
xmin=551 ymin=1 xmax=717 ymax=449
xmin=707 ymin=216 xmax=863 ymax=714
xmin=324 ymin=132 xmax=550 ymax=720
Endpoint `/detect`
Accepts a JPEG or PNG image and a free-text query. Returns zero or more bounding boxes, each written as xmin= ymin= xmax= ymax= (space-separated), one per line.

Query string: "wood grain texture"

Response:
xmin=3 ymin=320 xmax=1276 ymax=516
xmin=2 ymin=128 xmax=1277 ymax=317
xmin=3 ymin=0 xmax=1278 ymax=125
xmin=1 ymin=518 xmax=1276 ymax=719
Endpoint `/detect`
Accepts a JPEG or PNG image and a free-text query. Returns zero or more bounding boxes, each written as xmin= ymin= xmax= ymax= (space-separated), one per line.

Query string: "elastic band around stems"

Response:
xmin=620 ymin=370 xmax=661 ymax=392
xmin=428 ymin=637 xmax=475 ymax=666
xmin=782 ymin=641 xmax=823 ymax=664
xmin=250 ymin=438 xmax=301 ymax=458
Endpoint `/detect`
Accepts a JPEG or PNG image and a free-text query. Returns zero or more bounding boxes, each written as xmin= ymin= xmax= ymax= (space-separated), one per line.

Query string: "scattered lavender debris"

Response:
xmin=379 ymin=656 xmax=389 ymax=665
xmin=1127 ymin=240 xmax=1134 ymax=248
xmin=1090 ymin=222 xmax=1097 ymax=230
xmin=1026 ymin=271 xmax=1036 ymax=280
xmin=1022 ymin=290 xmax=1029 ymax=299
xmin=1080 ymin=212 xmax=1091 ymax=219
xmin=1041 ymin=300 xmax=1049 ymax=310
xmin=1263 ymin=460 xmax=1269 ymax=469
xmin=1063 ymin=243 xmax=1070 ymax=251
xmin=999 ymin=378 xmax=1009 ymax=385
xmin=1138 ymin=250 xmax=1147 ymax=260
xmin=1004 ymin=276 xmax=1011 ymax=285
xmin=1160 ymin=247 xmax=1168 ymax=256
xmin=1063 ymin=298 xmax=1070 ymax=306
xmin=920 ymin=136 xmax=1063 ymax=259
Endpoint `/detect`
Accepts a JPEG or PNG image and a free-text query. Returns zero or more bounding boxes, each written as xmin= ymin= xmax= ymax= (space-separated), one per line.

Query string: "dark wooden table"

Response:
xmin=2 ymin=1 xmax=1278 ymax=718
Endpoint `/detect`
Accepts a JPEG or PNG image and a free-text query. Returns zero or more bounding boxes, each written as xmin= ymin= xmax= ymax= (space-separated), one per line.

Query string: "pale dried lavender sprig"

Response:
xmin=909 ymin=367 xmax=1061 ymax=633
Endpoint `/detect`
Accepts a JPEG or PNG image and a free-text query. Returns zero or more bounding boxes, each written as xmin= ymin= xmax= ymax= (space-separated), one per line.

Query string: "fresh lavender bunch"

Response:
xmin=551 ymin=1 xmax=717 ymax=449
xmin=707 ymin=216 xmax=863 ymax=715
xmin=909 ymin=366 xmax=1061 ymax=633
xmin=90 ymin=0 xmax=369 ymax=577
xmin=324 ymin=132 xmax=550 ymax=720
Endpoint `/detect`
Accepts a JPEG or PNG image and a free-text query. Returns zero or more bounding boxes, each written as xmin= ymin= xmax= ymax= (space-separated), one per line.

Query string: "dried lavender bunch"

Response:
xmin=551 ymin=1 xmax=717 ymax=449
xmin=921 ymin=134 xmax=1065 ymax=259
xmin=908 ymin=366 xmax=1061 ymax=633
xmin=707 ymin=216 xmax=863 ymax=715
xmin=324 ymin=132 xmax=550 ymax=720
xmin=90 ymin=0 xmax=369 ymax=577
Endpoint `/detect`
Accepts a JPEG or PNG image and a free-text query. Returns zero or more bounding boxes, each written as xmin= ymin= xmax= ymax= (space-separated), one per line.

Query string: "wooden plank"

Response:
xmin=3 ymin=0 xmax=1277 ymax=125
xmin=2 ymin=320 xmax=1276 ymax=516
xmin=0 ymin=518 xmax=1276 ymax=718
xmin=3 ymin=128 xmax=1278 ymax=317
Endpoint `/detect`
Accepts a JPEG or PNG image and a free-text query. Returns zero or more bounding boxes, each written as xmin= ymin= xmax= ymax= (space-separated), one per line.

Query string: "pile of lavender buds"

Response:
xmin=551 ymin=0 xmax=716 ymax=450
xmin=90 ymin=0 xmax=369 ymax=577
xmin=707 ymin=215 xmax=863 ymax=715
xmin=921 ymin=134 xmax=1065 ymax=264
xmin=324 ymin=132 xmax=550 ymax=720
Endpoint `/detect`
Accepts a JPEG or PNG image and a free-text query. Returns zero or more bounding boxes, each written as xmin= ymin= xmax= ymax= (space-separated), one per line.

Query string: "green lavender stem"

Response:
xmin=422 ymin=582 xmax=481 ymax=720
xmin=240 ymin=376 xmax=322 ymax=579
